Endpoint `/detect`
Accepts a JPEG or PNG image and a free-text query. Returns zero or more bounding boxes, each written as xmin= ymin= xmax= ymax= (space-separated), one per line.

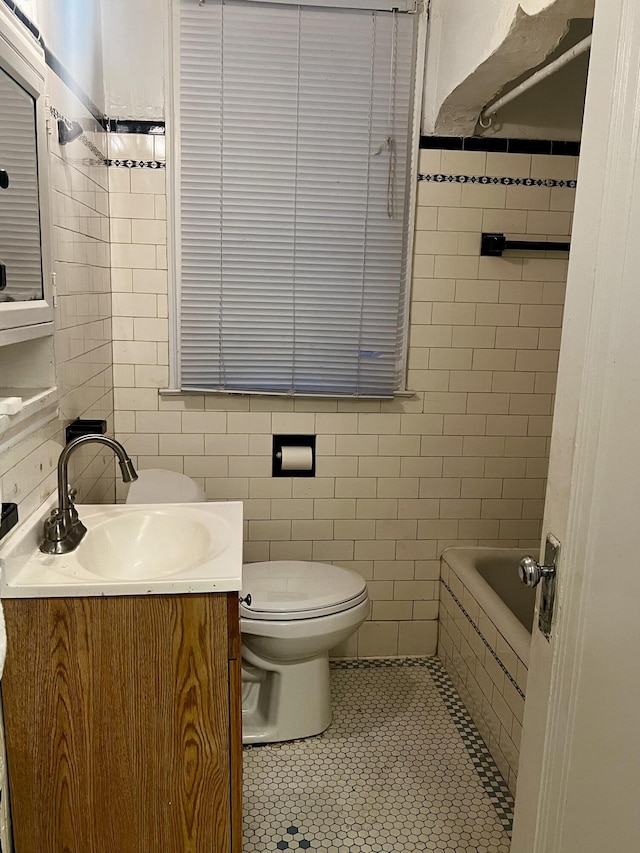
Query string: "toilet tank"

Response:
xmin=125 ymin=469 xmax=206 ymax=504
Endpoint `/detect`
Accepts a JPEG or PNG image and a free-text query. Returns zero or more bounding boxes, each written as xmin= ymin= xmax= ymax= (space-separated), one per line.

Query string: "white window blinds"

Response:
xmin=175 ymin=0 xmax=416 ymax=397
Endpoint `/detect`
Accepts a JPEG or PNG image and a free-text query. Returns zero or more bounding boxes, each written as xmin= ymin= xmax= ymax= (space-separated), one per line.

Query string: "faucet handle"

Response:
xmin=68 ymin=487 xmax=79 ymax=522
xmin=42 ymin=508 xmax=65 ymax=543
xmin=41 ymin=506 xmax=87 ymax=554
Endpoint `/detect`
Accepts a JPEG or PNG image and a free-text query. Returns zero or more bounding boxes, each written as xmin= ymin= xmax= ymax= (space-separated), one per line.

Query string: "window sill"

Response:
xmin=159 ymin=387 xmax=416 ymax=401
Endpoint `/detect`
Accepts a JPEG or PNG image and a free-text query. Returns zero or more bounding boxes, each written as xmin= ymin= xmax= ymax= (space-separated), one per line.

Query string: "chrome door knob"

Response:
xmin=519 ymin=555 xmax=556 ymax=588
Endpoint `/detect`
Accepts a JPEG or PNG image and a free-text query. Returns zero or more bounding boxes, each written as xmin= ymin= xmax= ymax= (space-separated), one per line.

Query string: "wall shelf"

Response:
xmin=0 ymin=386 xmax=58 ymax=446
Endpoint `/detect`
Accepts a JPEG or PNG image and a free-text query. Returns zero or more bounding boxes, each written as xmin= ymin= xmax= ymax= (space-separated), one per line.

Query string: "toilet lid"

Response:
xmin=240 ymin=561 xmax=368 ymax=621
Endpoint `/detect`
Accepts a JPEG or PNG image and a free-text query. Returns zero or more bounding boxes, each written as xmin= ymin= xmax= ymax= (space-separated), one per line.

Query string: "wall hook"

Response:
xmin=57 ymin=119 xmax=83 ymax=146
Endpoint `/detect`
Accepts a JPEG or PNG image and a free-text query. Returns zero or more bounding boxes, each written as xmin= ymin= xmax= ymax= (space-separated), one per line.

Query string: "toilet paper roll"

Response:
xmin=279 ymin=445 xmax=313 ymax=471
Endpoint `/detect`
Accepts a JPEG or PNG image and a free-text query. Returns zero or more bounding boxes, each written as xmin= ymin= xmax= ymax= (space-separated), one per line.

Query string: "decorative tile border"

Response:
xmin=420 ymin=135 xmax=580 ymax=156
xmin=331 ymin=656 xmax=428 ymax=670
xmin=331 ymin=656 xmax=514 ymax=833
xmin=440 ymin=577 xmax=525 ymax=700
xmin=107 ymin=159 xmax=166 ymax=169
xmin=2 ymin=0 xmax=575 ymax=165
xmin=427 ymin=660 xmax=514 ymax=834
xmin=106 ymin=119 xmax=165 ymax=135
xmin=419 ymin=172 xmax=577 ymax=188
xmin=48 ymin=106 xmax=107 ymax=164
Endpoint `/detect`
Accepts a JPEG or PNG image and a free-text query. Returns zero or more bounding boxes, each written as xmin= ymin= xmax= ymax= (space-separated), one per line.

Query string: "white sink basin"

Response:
xmin=0 ymin=497 xmax=243 ymax=598
xmin=75 ymin=508 xmax=229 ymax=580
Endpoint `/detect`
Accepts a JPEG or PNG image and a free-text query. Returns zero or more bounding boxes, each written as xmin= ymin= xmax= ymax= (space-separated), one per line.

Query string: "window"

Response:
xmin=171 ymin=0 xmax=418 ymax=397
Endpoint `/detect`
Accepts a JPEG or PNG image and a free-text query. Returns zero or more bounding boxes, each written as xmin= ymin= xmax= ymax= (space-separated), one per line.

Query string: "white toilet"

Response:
xmin=240 ymin=560 xmax=369 ymax=745
xmin=126 ymin=470 xmax=369 ymax=746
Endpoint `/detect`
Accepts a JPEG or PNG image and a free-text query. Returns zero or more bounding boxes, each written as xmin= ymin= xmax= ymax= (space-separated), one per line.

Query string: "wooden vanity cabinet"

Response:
xmin=1 ymin=592 xmax=242 ymax=853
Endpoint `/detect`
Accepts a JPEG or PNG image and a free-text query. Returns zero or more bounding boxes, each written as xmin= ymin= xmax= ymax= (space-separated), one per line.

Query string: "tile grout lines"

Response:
xmin=335 ymin=657 xmax=515 ymax=834
xmin=245 ymin=657 xmax=514 ymax=851
xmin=423 ymin=659 xmax=515 ymax=835
xmin=440 ymin=577 xmax=526 ymax=701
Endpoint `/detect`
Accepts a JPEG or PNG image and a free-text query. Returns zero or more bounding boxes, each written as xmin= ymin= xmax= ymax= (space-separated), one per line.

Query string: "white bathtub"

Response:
xmin=438 ymin=546 xmax=537 ymax=794
xmin=442 ymin=547 xmax=535 ymax=666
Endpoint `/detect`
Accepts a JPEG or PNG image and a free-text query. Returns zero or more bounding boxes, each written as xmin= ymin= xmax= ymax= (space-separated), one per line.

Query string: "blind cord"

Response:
xmin=291 ymin=6 xmax=301 ymax=391
xmin=355 ymin=10 xmax=378 ymax=396
xmin=388 ymin=10 xmax=398 ymax=219
xmin=373 ymin=10 xmax=398 ymax=218
xmin=218 ymin=0 xmax=226 ymax=386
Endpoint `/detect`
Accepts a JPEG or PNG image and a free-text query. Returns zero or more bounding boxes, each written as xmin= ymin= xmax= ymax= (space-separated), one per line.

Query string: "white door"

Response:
xmin=511 ymin=0 xmax=640 ymax=850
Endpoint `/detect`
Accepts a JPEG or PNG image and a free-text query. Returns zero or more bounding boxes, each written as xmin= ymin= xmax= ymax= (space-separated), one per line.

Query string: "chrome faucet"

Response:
xmin=40 ymin=434 xmax=138 ymax=555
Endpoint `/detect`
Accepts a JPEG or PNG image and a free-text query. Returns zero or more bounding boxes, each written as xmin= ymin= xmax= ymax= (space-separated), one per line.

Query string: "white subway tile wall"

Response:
xmin=109 ymin=139 xmax=576 ymax=657
xmin=1 ymin=72 xmax=115 ymax=520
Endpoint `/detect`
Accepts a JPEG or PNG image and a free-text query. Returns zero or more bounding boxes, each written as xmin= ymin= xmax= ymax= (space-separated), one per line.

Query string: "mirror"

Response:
xmin=0 ymin=64 xmax=43 ymax=305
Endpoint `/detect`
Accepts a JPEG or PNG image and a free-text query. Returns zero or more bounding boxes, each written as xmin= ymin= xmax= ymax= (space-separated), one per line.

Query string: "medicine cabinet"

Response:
xmin=0 ymin=5 xmax=53 ymax=344
xmin=0 ymin=6 xmax=56 ymax=445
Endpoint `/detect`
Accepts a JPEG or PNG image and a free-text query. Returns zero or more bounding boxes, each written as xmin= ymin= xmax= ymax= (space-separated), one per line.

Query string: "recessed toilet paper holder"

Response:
xmin=272 ymin=434 xmax=316 ymax=477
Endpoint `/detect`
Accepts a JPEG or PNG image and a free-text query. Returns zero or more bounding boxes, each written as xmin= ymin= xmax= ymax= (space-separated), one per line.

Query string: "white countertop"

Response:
xmin=0 ymin=494 xmax=243 ymax=598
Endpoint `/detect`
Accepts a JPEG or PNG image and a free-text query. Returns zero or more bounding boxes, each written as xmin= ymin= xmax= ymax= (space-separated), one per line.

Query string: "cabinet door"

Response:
xmin=2 ymin=594 xmax=232 ymax=853
xmin=227 ymin=594 xmax=243 ymax=853
xmin=0 ymin=19 xmax=54 ymax=341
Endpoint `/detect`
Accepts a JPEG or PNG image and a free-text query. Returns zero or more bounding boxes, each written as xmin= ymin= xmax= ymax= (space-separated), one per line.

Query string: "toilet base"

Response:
xmin=241 ymin=650 xmax=332 ymax=745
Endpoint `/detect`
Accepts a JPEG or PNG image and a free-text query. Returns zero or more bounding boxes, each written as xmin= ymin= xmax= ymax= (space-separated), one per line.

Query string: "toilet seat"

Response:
xmin=240 ymin=560 xmax=367 ymax=621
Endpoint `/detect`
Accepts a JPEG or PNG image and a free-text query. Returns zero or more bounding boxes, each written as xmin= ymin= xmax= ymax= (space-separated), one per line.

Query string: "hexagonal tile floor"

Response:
xmin=243 ymin=657 xmax=513 ymax=852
